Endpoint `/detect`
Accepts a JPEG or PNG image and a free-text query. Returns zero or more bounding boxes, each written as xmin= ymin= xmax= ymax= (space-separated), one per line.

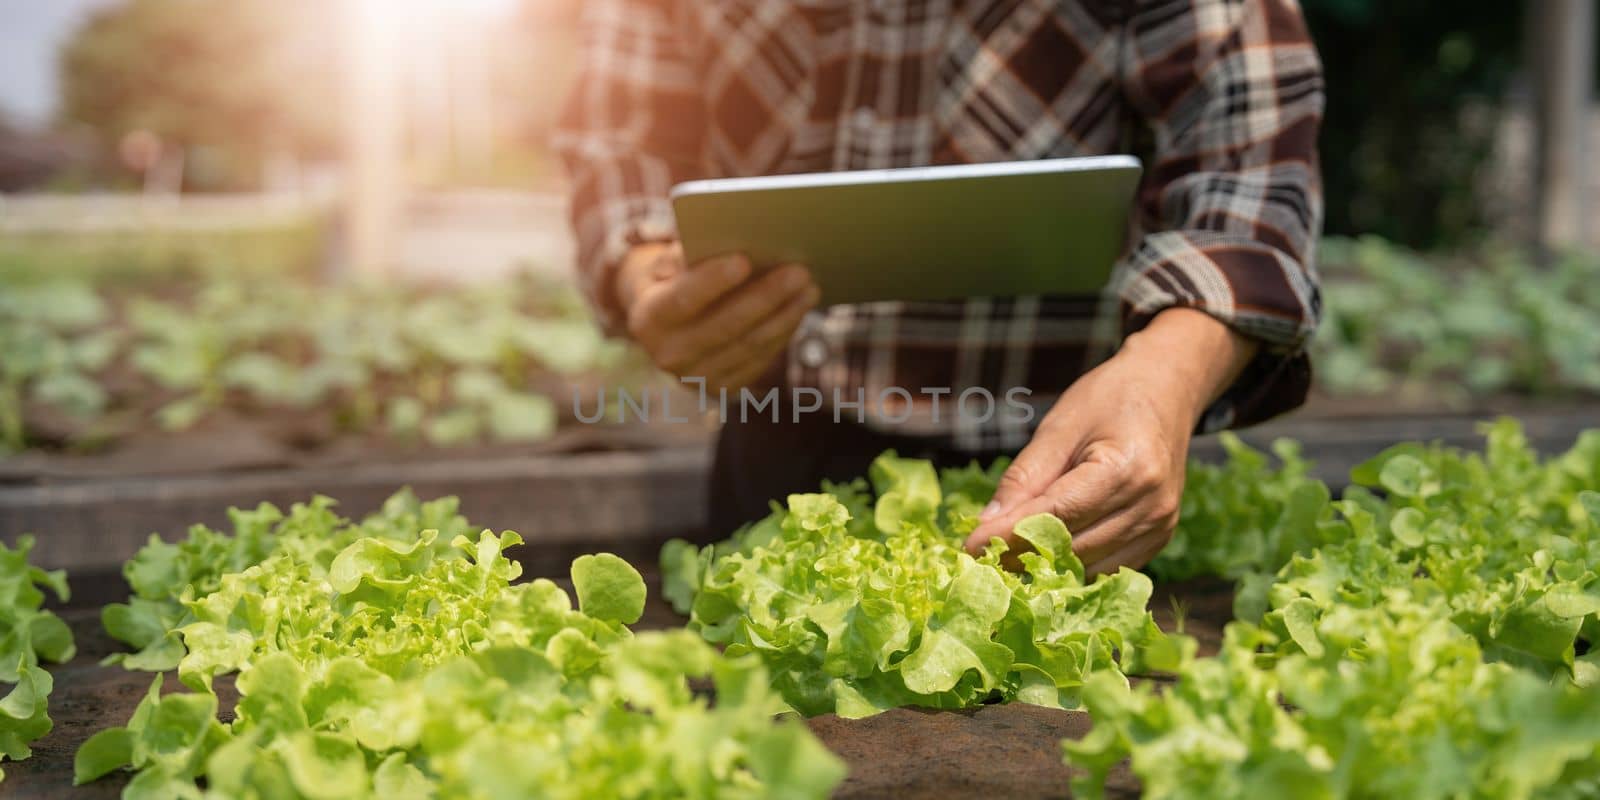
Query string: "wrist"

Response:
xmin=1117 ymin=308 xmax=1258 ymax=414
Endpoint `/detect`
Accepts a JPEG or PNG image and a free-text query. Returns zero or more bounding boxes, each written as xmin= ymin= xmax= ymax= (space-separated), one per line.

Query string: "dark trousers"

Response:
xmin=705 ymin=402 xmax=1013 ymax=539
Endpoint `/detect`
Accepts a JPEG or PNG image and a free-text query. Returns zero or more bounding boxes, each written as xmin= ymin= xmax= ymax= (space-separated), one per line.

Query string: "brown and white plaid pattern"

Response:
xmin=554 ymin=0 xmax=1324 ymax=450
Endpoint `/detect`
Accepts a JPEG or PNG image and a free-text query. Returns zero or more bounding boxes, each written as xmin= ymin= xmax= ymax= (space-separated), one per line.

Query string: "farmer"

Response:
xmin=553 ymin=0 xmax=1323 ymax=575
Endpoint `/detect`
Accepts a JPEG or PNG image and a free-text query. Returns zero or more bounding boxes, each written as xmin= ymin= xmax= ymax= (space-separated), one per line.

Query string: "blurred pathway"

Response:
xmin=396 ymin=189 xmax=576 ymax=284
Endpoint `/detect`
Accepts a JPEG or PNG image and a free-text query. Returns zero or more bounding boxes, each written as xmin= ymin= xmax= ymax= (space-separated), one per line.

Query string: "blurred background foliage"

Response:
xmin=0 ymin=221 xmax=326 ymax=286
xmin=1301 ymin=0 xmax=1525 ymax=248
xmin=0 ymin=0 xmax=1594 ymax=432
xmin=1315 ymin=237 xmax=1600 ymax=402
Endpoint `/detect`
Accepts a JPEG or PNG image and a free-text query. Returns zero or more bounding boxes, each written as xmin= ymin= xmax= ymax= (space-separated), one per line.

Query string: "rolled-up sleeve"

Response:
xmin=551 ymin=0 xmax=705 ymax=333
xmin=1117 ymin=0 xmax=1325 ymax=430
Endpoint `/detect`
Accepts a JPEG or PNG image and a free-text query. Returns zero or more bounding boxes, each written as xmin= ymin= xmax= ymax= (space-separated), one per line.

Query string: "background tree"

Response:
xmin=58 ymin=0 xmax=338 ymax=190
xmin=1301 ymin=0 xmax=1524 ymax=248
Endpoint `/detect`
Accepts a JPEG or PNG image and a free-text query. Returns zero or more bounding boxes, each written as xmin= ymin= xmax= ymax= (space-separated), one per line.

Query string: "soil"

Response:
xmin=2 ymin=576 xmax=1235 ymax=799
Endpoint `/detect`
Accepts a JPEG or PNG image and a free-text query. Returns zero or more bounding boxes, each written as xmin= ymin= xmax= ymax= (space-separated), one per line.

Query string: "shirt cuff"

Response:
xmin=573 ymin=196 xmax=679 ymax=336
xmin=1195 ymin=348 xmax=1313 ymax=433
xmin=1117 ymin=231 xmax=1321 ymax=432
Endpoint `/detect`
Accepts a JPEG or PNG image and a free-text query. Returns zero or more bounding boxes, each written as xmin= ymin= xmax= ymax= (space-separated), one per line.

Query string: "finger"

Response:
xmin=649 ymin=252 xmax=752 ymax=326
xmin=689 ymin=307 xmax=800 ymax=399
xmin=650 ymin=241 xmax=688 ymax=280
xmin=723 ymin=343 xmax=790 ymax=394
xmin=662 ymin=264 xmax=812 ymax=371
xmin=1071 ymin=486 xmax=1179 ymax=559
xmin=700 ymin=263 xmax=812 ymax=335
xmin=964 ymin=460 xmax=1131 ymax=556
xmin=711 ymin=318 xmax=801 ymax=390
xmin=618 ymin=242 xmax=685 ymax=310
xmin=708 ymin=338 xmax=788 ymax=395
xmin=694 ymin=283 xmax=819 ymax=387
xmin=979 ymin=418 xmax=1080 ymax=522
xmin=1063 ymin=505 xmax=1142 ymax=567
xmin=1083 ymin=530 xmax=1171 ymax=578
xmin=697 ymin=276 xmax=816 ymax=381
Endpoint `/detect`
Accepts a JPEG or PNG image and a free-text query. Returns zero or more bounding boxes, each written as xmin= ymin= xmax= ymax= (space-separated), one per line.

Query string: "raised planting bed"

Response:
xmin=0 ymin=267 xmax=723 ymax=581
xmin=0 ymin=269 xmax=665 ymax=471
xmin=1188 ymin=403 xmax=1600 ymax=482
xmin=0 ymin=441 xmax=710 ymax=585
xmin=7 ymin=405 xmax=1594 ymax=582
xmin=7 ymin=418 xmax=1596 ymax=798
xmin=1 ymin=576 xmax=1232 ymax=800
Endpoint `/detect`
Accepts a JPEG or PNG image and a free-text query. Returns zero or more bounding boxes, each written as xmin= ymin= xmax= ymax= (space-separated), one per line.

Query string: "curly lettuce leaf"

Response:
xmin=83 ymin=523 xmax=844 ymax=799
xmin=1070 ymin=420 xmax=1600 ymax=799
xmin=1151 ymin=433 xmax=1341 ymax=584
xmin=0 ymin=535 xmax=75 ymax=782
xmin=664 ymin=451 xmax=1178 ymax=718
xmin=102 ymin=490 xmax=473 ymax=670
xmin=1253 ymin=420 xmax=1600 ymax=680
xmin=1068 ymin=601 xmax=1600 ymax=800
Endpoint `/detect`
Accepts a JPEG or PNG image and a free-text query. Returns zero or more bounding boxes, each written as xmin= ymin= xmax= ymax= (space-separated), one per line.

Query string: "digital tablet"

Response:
xmin=669 ymin=155 xmax=1142 ymax=306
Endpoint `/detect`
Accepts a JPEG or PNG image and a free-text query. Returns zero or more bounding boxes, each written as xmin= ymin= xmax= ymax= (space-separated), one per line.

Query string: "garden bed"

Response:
xmin=1190 ymin=402 xmax=1600 ymax=482
xmin=0 ymin=441 xmax=711 ymax=589
xmin=0 ymin=269 xmax=659 ymax=466
xmin=6 ymin=405 xmax=1595 ymax=585
xmin=5 ymin=414 xmax=1594 ymax=798
xmin=2 ymin=576 xmax=1232 ymax=800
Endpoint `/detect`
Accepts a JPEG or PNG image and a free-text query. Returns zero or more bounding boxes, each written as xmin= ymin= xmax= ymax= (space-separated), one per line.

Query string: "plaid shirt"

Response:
xmin=554 ymin=0 xmax=1324 ymax=451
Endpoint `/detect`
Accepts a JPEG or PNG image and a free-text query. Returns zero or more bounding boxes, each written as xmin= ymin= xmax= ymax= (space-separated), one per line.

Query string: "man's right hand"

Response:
xmin=617 ymin=242 xmax=820 ymax=393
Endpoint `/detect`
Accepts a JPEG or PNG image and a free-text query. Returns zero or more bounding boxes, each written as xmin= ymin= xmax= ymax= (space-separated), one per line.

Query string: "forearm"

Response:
xmin=1117 ymin=307 xmax=1259 ymax=420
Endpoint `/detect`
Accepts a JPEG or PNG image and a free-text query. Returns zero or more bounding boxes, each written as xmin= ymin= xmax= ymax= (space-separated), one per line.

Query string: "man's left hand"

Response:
xmin=964 ymin=308 xmax=1257 ymax=576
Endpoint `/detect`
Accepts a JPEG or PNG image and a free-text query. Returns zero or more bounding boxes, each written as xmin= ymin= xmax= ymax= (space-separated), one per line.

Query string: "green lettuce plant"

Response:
xmin=102 ymin=489 xmax=472 ymax=671
xmin=1315 ymin=238 xmax=1600 ymax=399
xmin=0 ymin=281 xmax=117 ymax=453
xmin=1 ymin=270 xmax=645 ymax=455
xmin=1066 ymin=419 xmax=1600 ymax=798
xmin=1067 ymin=601 xmax=1600 ymax=800
xmin=80 ymin=528 xmax=845 ymax=798
xmin=0 ymin=536 xmax=75 ymax=783
xmin=662 ymin=453 xmax=1185 ymax=718
xmin=1149 ymin=433 xmax=1341 ymax=589
xmin=1248 ymin=420 xmax=1600 ymax=679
